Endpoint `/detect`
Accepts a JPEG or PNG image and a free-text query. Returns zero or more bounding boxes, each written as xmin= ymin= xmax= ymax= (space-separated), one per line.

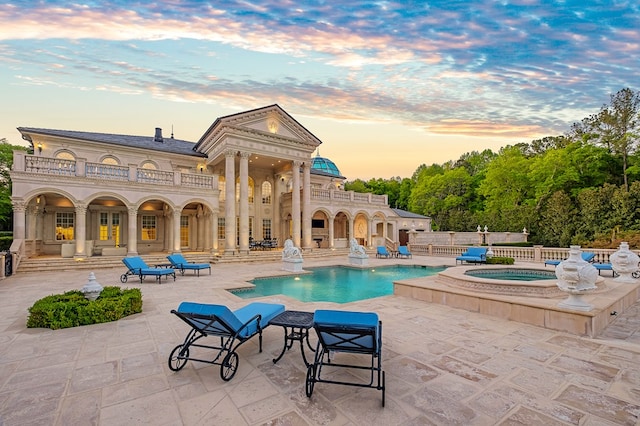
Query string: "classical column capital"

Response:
xmin=292 ymin=160 xmax=302 ymax=168
xmin=239 ymin=151 xmax=251 ymax=159
xmin=128 ymin=207 xmax=138 ymax=216
xmin=224 ymin=149 xmax=237 ymax=158
xmin=11 ymin=199 xmax=26 ymax=212
xmin=75 ymin=204 xmax=87 ymax=215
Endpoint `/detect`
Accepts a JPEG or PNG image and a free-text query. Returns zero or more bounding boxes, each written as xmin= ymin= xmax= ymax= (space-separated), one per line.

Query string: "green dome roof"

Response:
xmin=311 ymin=156 xmax=342 ymax=177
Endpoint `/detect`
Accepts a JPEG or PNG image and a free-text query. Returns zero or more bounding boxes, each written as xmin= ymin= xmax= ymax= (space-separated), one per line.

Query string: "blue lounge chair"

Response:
xmin=169 ymin=301 xmax=285 ymax=381
xmin=167 ymin=253 xmax=211 ymax=276
xmin=376 ymin=246 xmax=391 ymax=258
xmin=544 ymin=252 xmax=596 ymax=267
xmin=121 ymin=256 xmax=176 ymax=283
xmin=306 ymin=309 xmax=385 ymax=407
xmin=455 ymin=247 xmax=487 ymax=264
xmin=397 ymin=246 xmax=412 ymax=258
xmin=593 ymin=263 xmax=617 ymax=276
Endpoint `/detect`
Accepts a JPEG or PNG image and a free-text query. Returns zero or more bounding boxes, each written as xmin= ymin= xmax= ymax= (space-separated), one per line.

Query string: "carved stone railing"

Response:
xmin=409 ymin=244 xmax=625 ymax=264
xmin=25 ymin=156 xmax=76 ymax=176
xmin=85 ymin=162 xmax=129 ymax=180
xmin=181 ymin=173 xmax=215 ymax=189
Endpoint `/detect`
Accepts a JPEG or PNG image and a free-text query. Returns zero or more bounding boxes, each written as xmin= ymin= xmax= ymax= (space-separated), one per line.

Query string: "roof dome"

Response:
xmin=311 ymin=155 xmax=342 ymax=177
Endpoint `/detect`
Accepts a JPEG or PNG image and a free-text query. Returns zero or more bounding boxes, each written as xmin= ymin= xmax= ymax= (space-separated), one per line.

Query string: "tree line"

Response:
xmin=345 ymin=88 xmax=640 ymax=247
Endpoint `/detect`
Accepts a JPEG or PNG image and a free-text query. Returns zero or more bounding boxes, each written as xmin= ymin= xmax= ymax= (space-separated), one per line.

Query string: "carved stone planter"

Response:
xmin=610 ymin=242 xmax=640 ymax=283
xmin=556 ymin=246 xmax=597 ymax=311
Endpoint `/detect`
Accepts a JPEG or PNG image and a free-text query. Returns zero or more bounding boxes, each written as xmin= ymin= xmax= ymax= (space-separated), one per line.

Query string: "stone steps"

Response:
xmin=15 ymin=248 xmax=361 ymax=273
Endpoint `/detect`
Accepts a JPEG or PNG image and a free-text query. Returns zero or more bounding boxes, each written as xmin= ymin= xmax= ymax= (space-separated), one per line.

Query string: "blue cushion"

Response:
xmin=177 ymin=302 xmax=284 ymax=338
xmin=234 ymin=302 xmax=285 ymax=336
xmin=167 ymin=254 xmax=210 ymax=270
xmin=314 ymin=310 xmax=380 ymax=351
xmin=123 ymin=256 xmax=149 ymax=272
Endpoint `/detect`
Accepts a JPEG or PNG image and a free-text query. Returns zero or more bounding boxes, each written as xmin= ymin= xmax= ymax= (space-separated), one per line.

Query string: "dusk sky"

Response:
xmin=1 ymin=1 xmax=638 ymax=179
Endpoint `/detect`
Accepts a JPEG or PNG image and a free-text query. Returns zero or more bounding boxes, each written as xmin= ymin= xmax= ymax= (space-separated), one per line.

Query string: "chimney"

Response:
xmin=154 ymin=127 xmax=163 ymax=142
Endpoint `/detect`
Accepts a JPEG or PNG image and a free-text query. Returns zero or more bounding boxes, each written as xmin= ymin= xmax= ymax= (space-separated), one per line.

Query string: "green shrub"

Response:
xmin=486 ymin=256 xmax=515 ymax=265
xmin=27 ymin=286 xmax=142 ymax=330
xmin=0 ymin=236 xmax=12 ymax=251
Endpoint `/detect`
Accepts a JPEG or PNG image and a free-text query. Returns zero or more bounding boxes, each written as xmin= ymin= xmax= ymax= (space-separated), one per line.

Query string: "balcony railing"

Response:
xmin=282 ymin=189 xmax=388 ymax=207
xmin=16 ymin=154 xmax=215 ymax=190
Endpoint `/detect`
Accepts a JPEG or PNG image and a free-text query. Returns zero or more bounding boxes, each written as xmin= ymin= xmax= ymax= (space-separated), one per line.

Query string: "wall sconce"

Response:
xmin=37 ymin=143 xmax=42 ymax=154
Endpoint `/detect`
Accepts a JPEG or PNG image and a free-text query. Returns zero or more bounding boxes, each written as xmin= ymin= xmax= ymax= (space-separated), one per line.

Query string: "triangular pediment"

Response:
xmin=194 ymin=105 xmax=322 ymax=155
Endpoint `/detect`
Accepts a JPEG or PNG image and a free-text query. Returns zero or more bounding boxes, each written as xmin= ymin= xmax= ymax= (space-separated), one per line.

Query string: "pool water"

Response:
xmin=233 ymin=265 xmax=446 ymax=303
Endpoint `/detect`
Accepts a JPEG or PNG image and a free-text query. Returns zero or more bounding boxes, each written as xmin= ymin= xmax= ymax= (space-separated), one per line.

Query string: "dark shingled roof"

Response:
xmin=391 ymin=208 xmax=430 ymax=219
xmin=18 ymin=127 xmax=206 ymax=158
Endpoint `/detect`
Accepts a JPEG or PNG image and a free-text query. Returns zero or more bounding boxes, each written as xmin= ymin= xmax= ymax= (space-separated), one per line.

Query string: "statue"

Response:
xmin=282 ymin=239 xmax=302 ymax=260
xmin=349 ymin=238 xmax=367 ymax=257
xmin=348 ymin=238 xmax=368 ymax=266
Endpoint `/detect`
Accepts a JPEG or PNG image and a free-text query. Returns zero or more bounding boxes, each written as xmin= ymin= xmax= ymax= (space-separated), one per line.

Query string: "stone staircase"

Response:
xmin=14 ymin=248 xmax=362 ymax=273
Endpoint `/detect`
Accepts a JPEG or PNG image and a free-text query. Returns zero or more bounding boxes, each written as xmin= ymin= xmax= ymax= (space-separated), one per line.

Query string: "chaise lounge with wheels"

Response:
xmin=168 ymin=301 xmax=285 ymax=381
xmin=121 ymin=256 xmax=176 ymax=283
xmin=167 ymin=253 xmax=211 ymax=276
xmin=397 ymin=246 xmax=412 ymax=258
xmin=376 ymin=246 xmax=391 ymax=258
xmin=455 ymin=247 xmax=487 ymax=264
xmin=593 ymin=263 xmax=617 ymax=276
xmin=305 ymin=309 xmax=385 ymax=407
xmin=544 ymin=252 xmax=596 ymax=267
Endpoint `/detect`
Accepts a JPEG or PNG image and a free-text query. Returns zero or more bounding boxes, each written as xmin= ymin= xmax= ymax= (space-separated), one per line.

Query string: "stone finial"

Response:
xmin=81 ymin=272 xmax=104 ymax=301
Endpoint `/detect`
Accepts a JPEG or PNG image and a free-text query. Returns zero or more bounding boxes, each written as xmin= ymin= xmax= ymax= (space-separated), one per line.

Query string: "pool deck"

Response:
xmin=1 ymin=255 xmax=639 ymax=425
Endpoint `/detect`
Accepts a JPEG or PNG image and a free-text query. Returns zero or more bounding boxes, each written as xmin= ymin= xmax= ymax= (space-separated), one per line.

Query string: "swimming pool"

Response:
xmin=232 ymin=265 xmax=446 ymax=303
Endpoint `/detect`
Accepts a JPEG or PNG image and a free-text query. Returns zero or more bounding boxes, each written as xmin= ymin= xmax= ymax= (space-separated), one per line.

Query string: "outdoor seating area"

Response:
xmin=2 ymin=256 xmax=640 ymax=424
xmin=376 ymin=246 xmax=391 ymax=258
xmin=169 ymin=301 xmax=285 ymax=381
xmin=544 ymin=251 xmax=596 ymax=267
xmin=166 ymin=253 xmax=211 ymax=276
xmin=249 ymin=238 xmax=278 ymax=250
xmin=455 ymin=246 xmax=487 ymax=264
xmin=306 ymin=309 xmax=385 ymax=407
xmin=121 ymin=256 xmax=176 ymax=283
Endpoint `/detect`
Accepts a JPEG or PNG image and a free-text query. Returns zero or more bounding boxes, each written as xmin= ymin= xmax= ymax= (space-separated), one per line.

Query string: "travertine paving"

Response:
xmin=0 ymin=255 xmax=639 ymax=425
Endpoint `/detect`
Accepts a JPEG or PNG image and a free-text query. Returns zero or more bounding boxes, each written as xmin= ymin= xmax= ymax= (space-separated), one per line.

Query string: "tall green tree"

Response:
xmin=0 ymin=139 xmax=30 ymax=229
xmin=571 ymin=88 xmax=640 ymax=190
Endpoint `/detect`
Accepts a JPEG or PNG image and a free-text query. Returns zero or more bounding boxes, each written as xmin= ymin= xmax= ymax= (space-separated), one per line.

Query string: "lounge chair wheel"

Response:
xmin=120 ymin=274 xmax=128 ymax=283
xmin=305 ymin=365 xmax=315 ymax=397
xmin=168 ymin=344 xmax=189 ymax=371
xmin=220 ymin=351 xmax=239 ymax=381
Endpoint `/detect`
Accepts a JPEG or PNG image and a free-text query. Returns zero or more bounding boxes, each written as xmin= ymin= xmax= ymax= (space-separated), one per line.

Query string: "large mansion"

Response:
xmin=10 ymin=105 xmax=430 ymax=259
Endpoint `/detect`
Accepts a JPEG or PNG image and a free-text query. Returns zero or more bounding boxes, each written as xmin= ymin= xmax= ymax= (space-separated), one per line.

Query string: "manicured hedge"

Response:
xmin=486 ymin=256 xmax=515 ymax=265
xmin=27 ymin=286 xmax=142 ymax=329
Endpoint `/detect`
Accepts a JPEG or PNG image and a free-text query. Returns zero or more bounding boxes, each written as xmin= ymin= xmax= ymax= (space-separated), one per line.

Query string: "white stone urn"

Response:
xmin=81 ymin=272 xmax=103 ymax=301
xmin=610 ymin=242 xmax=640 ymax=283
xmin=555 ymin=246 xmax=598 ymax=311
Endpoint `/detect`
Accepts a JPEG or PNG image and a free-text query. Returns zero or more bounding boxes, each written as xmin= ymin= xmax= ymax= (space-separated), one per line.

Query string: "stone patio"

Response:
xmin=0 ymin=255 xmax=639 ymax=425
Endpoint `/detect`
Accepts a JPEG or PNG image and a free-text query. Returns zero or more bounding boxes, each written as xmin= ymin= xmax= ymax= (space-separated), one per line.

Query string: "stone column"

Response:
xmin=328 ymin=214 xmax=335 ymax=249
xmin=292 ymin=160 xmax=301 ymax=247
xmin=196 ymin=204 xmax=203 ymax=251
xmin=239 ymin=151 xmax=250 ymax=254
xmin=348 ymin=217 xmax=354 ymax=242
xmin=12 ymin=200 xmax=26 ymax=240
xmin=224 ymin=150 xmax=236 ymax=254
xmin=211 ymin=209 xmax=219 ymax=252
xmin=302 ymin=161 xmax=312 ymax=249
xmin=173 ymin=210 xmax=181 ymax=253
xmin=127 ymin=207 xmax=138 ymax=256
xmin=74 ymin=204 xmax=87 ymax=258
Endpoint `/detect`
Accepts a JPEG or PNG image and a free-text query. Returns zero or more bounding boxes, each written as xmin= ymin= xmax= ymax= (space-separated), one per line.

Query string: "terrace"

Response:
xmin=0 ymin=254 xmax=638 ymax=424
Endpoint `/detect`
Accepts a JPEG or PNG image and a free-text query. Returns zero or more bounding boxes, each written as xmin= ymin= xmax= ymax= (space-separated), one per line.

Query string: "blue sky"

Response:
xmin=1 ymin=1 xmax=638 ymax=179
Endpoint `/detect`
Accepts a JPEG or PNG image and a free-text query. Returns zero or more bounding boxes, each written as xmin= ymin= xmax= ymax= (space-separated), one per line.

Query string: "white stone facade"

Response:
xmin=11 ymin=105 xmax=430 ymax=258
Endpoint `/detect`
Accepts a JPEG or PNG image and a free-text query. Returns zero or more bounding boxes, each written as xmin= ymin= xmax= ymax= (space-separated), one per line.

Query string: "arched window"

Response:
xmin=262 ymin=181 xmax=272 ymax=204
xmin=236 ymin=177 xmax=254 ymax=203
xmin=55 ymin=151 xmax=75 ymax=161
xmin=140 ymin=161 xmax=157 ymax=170
xmin=101 ymin=156 xmax=120 ymax=165
xmin=218 ymin=176 xmax=225 ymax=202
